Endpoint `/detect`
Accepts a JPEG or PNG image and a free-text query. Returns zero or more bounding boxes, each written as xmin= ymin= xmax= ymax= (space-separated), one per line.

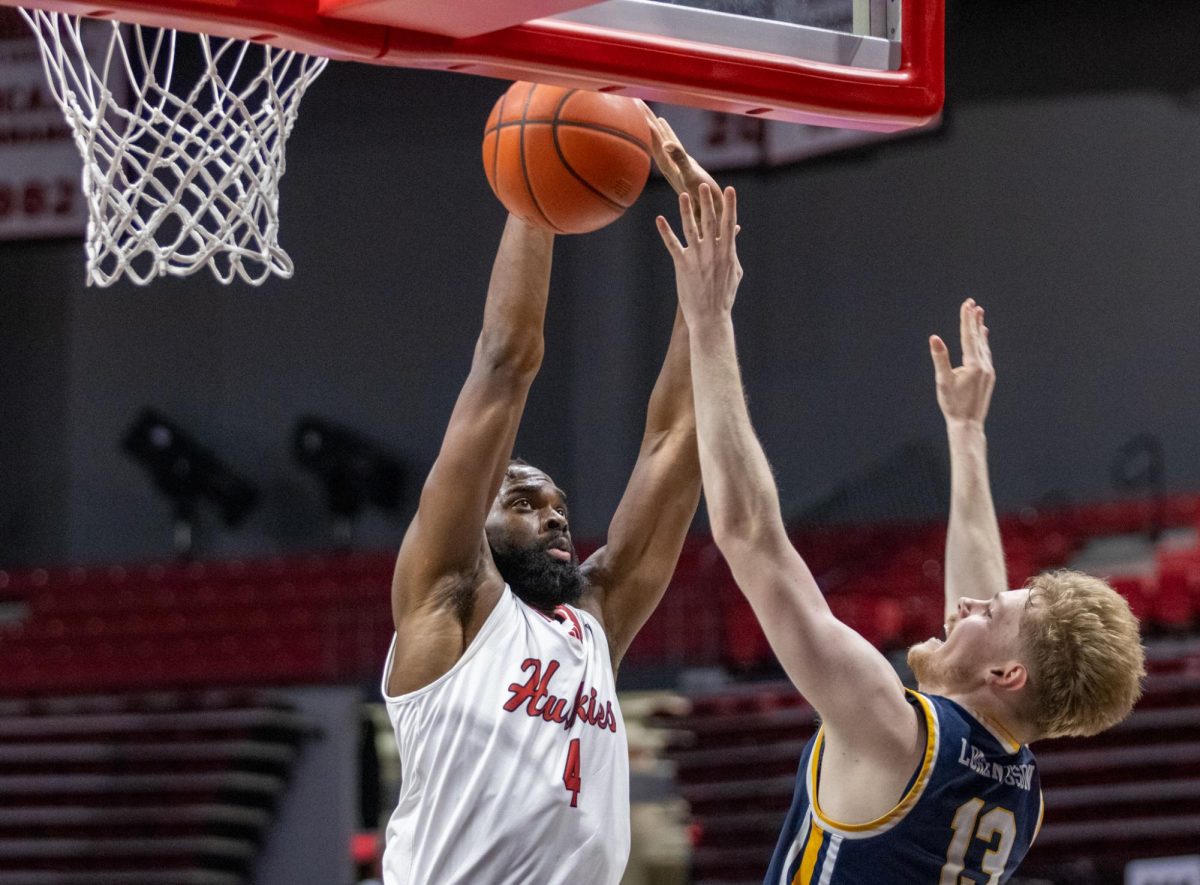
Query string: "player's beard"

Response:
xmin=907 ymin=639 xmax=976 ymax=694
xmin=492 ymin=543 xmax=584 ymax=611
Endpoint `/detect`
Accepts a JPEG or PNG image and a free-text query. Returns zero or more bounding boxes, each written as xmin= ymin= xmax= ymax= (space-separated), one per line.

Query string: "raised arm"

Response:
xmin=392 ymin=216 xmax=553 ymax=625
xmin=658 ymin=186 xmax=915 ymax=755
xmin=930 ymin=298 xmax=1007 ymax=624
xmin=581 ymin=109 xmax=714 ymax=662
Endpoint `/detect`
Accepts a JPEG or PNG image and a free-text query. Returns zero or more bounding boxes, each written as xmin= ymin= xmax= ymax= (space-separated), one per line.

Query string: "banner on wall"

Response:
xmin=649 ymin=103 xmax=942 ymax=172
xmin=0 ymin=8 xmax=124 ymax=240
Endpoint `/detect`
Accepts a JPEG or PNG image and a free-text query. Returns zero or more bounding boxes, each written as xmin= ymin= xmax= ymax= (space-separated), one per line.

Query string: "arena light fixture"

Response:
xmin=292 ymin=417 xmax=404 ymax=544
xmin=121 ymin=408 xmax=259 ymax=555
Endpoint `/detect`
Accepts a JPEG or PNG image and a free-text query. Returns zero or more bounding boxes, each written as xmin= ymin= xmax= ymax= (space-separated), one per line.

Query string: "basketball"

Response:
xmin=482 ymin=81 xmax=653 ymax=235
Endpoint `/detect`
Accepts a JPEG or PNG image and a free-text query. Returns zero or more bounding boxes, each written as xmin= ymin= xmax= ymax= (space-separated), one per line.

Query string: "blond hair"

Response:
xmin=1020 ymin=570 xmax=1145 ymax=739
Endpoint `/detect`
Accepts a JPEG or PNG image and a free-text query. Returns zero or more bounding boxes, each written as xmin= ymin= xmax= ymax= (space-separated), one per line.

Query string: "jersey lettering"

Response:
xmin=957 ymin=739 xmax=1034 ymax=790
xmin=504 ymin=657 xmax=619 ymax=733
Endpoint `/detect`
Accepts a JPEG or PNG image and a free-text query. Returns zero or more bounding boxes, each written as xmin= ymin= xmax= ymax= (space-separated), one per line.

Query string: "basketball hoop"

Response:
xmin=19 ymin=9 xmax=327 ymax=286
xmin=5 ymin=0 xmax=944 ymax=285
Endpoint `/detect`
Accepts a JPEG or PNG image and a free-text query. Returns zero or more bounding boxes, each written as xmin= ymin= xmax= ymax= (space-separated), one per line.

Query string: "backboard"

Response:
xmin=0 ymin=0 xmax=943 ymax=130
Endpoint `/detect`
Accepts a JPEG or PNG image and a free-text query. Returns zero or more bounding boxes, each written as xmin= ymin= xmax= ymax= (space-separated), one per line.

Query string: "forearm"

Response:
xmin=476 ymin=215 xmax=554 ymax=373
xmin=944 ymin=420 xmax=1007 ymax=615
xmin=392 ymin=217 xmax=552 ymax=596
xmin=688 ymin=316 xmax=784 ymax=546
xmin=687 ymin=315 xmax=868 ymax=707
xmin=643 ymin=308 xmax=696 ymax=437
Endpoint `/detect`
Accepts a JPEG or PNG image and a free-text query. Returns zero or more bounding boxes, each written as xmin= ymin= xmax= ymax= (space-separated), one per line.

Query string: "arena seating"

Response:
xmin=648 ymin=643 xmax=1200 ymax=885
xmin=0 ymin=554 xmax=397 ymax=695
xmin=0 ymin=496 xmax=1197 ymax=693
xmin=634 ymin=494 xmax=1200 ymax=674
xmin=0 ymin=495 xmax=1197 ymax=883
xmin=0 ymin=691 xmax=312 ymax=885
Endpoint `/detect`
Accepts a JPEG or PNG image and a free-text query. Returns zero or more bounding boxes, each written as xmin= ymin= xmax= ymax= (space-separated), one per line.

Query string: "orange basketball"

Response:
xmin=482 ymin=82 xmax=652 ymax=235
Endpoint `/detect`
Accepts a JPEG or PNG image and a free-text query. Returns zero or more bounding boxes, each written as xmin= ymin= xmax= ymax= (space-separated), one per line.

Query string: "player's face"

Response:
xmin=907 ymin=587 xmax=1031 ymax=694
xmin=485 ymin=465 xmax=582 ymax=610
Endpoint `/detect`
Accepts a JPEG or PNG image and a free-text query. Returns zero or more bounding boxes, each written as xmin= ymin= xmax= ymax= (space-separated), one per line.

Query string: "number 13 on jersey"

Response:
xmin=563 ymin=738 xmax=582 ymax=807
xmin=940 ymin=798 xmax=1016 ymax=884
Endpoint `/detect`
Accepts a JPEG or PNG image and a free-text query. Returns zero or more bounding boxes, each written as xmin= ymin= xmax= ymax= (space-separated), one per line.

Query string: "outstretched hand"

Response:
xmin=930 ymin=298 xmax=994 ymax=426
xmin=656 ymin=184 xmax=742 ymax=326
xmin=638 ymin=101 xmax=722 ymax=224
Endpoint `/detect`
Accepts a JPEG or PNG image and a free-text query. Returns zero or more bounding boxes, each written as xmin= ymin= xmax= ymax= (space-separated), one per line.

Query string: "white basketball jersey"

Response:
xmin=380 ymin=586 xmax=630 ymax=885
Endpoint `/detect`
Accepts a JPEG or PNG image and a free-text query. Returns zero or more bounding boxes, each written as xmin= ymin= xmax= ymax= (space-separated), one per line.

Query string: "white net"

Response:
xmin=19 ymin=9 xmax=328 ymax=286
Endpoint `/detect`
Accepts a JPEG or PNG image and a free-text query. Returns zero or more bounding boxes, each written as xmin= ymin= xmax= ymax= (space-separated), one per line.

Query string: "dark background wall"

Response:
xmin=3 ymin=1 xmax=1200 ymax=566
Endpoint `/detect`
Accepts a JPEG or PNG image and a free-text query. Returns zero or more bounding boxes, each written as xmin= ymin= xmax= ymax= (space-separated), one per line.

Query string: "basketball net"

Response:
xmin=20 ymin=10 xmax=327 ymax=286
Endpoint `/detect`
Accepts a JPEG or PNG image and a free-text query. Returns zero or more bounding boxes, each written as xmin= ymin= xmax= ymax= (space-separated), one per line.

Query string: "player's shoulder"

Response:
xmin=821 ymin=687 xmax=931 ymax=778
xmin=912 ymin=692 xmax=981 ymax=749
xmin=912 ymin=691 xmax=959 ymax=723
xmin=565 ymin=561 xmax=609 ymax=621
xmin=914 ymin=690 xmax=981 ymax=728
xmin=394 ymin=553 xmax=504 ymax=617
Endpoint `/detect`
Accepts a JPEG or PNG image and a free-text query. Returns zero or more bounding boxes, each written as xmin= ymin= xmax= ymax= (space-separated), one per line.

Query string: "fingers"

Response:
xmin=637 ymin=100 xmax=668 ymax=147
xmin=639 ymin=103 xmax=683 ymax=187
xmin=661 ymin=183 xmax=740 ymax=259
xmin=959 ymin=298 xmax=977 ymax=366
xmin=977 ymin=309 xmax=994 ymax=372
xmin=646 ymin=114 xmax=665 ymax=156
xmin=679 ymin=192 xmax=700 ymax=247
xmin=720 ymin=186 xmax=738 ymax=243
xmin=929 ymin=334 xmax=953 ymax=380
xmin=652 ymin=114 xmax=687 ymax=168
xmin=655 ymin=114 xmax=685 ymax=157
xmin=969 ymin=303 xmax=991 ymax=372
xmin=640 ymin=108 xmax=725 ymax=223
xmin=650 ymin=131 xmax=680 ymax=187
xmin=955 ymin=298 xmax=996 ymax=378
xmin=655 ymin=215 xmax=684 ymax=261
xmin=698 ymin=183 xmax=718 ymax=240
xmin=655 ymin=115 xmax=705 ymax=185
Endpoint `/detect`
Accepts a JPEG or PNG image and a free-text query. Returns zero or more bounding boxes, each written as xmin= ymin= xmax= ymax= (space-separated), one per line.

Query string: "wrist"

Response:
xmin=685 ymin=311 xmax=734 ymax=340
xmin=506 ymin=213 xmax=554 ymax=243
xmin=946 ymin=419 xmax=987 ymax=444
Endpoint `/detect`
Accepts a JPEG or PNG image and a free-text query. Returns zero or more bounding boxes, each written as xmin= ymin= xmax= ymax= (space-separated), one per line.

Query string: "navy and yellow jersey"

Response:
xmin=764 ymin=691 xmax=1043 ymax=885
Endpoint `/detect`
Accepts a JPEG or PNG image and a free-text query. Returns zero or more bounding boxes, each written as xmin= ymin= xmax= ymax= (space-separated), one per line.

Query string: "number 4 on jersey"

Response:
xmin=562 ymin=738 xmax=582 ymax=807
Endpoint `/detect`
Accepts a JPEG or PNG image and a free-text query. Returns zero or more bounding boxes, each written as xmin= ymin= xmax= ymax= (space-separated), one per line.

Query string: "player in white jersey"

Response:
xmin=381 ymin=107 xmax=719 ymax=885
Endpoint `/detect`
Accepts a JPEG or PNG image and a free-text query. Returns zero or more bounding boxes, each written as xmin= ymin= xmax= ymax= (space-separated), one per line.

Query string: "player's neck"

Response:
xmin=942 ymin=690 xmax=1035 ymax=748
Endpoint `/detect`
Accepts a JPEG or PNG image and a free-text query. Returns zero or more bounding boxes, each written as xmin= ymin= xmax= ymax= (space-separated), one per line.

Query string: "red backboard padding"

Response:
xmin=0 ymin=0 xmax=944 ymax=129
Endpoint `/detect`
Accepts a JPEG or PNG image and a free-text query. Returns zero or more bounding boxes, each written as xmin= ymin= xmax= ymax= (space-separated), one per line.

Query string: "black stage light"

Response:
xmin=293 ymin=417 xmax=403 ymax=538
xmin=122 ymin=408 xmax=259 ymax=554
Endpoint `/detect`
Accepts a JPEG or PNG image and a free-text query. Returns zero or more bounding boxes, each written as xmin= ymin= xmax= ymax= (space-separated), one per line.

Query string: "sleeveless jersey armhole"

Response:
xmin=380 ymin=586 xmax=514 ymax=704
xmin=807 ymin=690 xmax=940 ymax=838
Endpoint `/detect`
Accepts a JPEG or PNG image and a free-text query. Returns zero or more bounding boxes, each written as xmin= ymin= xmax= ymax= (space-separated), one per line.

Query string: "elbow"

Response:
xmin=710 ymin=508 xmax=777 ymax=553
xmin=708 ymin=488 xmax=788 ymax=561
xmin=476 ymin=333 xmax=544 ymax=378
xmin=708 ymin=512 xmax=744 ymax=549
